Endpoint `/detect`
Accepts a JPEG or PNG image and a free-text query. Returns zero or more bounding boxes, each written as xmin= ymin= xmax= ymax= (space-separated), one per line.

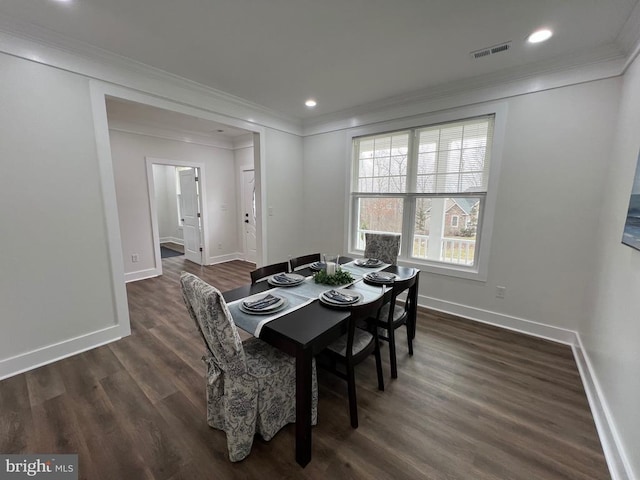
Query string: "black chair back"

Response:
xmin=289 ymin=253 xmax=321 ymax=271
xmin=250 ymin=262 xmax=289 ymax=284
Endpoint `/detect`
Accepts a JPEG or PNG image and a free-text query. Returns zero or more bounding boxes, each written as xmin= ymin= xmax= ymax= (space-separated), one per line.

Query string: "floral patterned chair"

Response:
xmin=364 ymin=233 xmax=401 ymax=265
xmin=180 ymin=272 xmax=318 ymax=462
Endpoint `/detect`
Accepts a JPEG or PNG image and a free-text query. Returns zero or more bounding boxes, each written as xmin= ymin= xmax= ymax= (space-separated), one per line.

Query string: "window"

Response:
xmin=351 ymin=115 xmax=495 ymax=275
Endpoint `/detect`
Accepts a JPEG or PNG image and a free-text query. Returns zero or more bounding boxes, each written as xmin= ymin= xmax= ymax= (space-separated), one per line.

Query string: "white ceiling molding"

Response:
xmin=0 ymin=17 xmax=303 ymax=136
xmin=302 ymin=44 xmax=626 ymax=137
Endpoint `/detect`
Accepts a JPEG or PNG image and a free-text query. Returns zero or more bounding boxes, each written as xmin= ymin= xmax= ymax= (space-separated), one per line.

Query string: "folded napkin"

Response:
xmin=324 ymin=290 xmax=358 ymax=303
xmin=273 ymin=273 xmax=297 ymax=284
xmin=367 ymin=272 xmax=394 ymax=281
xmin=364 ymin=258 xmax=380 ymax=265
xmin=243 ymin=294 xmax=280 ymax=310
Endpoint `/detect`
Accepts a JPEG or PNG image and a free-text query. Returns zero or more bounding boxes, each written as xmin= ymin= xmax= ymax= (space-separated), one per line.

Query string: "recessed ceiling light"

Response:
xmin=52 ymin=0 xmax=73 ymax=3
xmin=528 ymin=29 xmax=553 ymax=44
xmin=305 ymin=99 xmax=317 ymax=108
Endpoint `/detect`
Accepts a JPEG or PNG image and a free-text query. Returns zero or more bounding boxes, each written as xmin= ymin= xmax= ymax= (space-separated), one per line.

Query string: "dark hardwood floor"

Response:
xmin=161 ymin=242 xmax=185 ymax=254
xmin=0 ymin=256 xmax=610 ymax=479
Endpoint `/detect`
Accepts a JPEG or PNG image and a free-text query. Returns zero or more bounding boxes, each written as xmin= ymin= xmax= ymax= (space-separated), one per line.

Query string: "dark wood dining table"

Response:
xmin=222 ymin=260 xmax=419 ymax=467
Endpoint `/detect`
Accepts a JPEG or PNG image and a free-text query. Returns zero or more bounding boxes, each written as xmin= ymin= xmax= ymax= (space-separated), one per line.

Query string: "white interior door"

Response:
xmin=179 ymin=168 xmax=203 ymax=265
xmin=242 ymin=170 xmax=257 ymax=263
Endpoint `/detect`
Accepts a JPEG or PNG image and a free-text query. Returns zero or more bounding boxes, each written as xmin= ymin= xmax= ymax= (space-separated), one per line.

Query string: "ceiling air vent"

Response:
xmin=470 ymin=41 xmax=511 ymax=59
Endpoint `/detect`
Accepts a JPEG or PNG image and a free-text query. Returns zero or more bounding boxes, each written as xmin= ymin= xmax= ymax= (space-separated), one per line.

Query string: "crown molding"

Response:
xmin=302 ymin=43 xmax=626 ymax=136
xmin=1 ymin=12 xmax=637 ymax=140
xmin=0 ymin=15 xmax=303 ymax=136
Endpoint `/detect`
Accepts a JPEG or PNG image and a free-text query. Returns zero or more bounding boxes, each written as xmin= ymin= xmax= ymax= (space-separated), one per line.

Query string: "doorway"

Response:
xmin=147 ymin=157 xmax=207 ymax=276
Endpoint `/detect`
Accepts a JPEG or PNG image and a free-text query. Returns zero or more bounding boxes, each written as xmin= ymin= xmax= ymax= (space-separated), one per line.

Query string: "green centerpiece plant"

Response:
xmin=313 ymin=267 xmax=354 ymax=286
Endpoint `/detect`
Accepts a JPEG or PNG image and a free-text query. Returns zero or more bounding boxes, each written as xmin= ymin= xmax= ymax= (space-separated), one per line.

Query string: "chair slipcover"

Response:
xmin=364 ymin=233 xmax=401 ymax=265
xmin=180 ymin=272 xmax=318 ymax=462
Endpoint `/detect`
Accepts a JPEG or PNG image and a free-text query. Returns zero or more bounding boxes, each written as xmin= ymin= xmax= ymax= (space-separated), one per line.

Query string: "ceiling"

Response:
xmin=106 ymin=97 xmax=252 ymax=141
xmin=1 ymin=0 xmax=639 ymax=120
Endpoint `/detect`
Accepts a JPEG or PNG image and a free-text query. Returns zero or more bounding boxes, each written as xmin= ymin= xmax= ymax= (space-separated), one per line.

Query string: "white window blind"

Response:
xmin=355 ymin=131 xmax=409 ymax=193
xmin=416 ymin=117 xmax=493 ymax=194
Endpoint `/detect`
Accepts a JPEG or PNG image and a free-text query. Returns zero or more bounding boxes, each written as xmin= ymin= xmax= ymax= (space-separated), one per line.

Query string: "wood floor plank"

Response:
xmin=25 ymin=363 xmax=66 ymax=407
xmin=0 ymin=256 xmax=610 ymax=479
xmin=99 ymin=369 xmax=189 ymax=479
xmin=69 ymin=382 xmax=154 ymax=480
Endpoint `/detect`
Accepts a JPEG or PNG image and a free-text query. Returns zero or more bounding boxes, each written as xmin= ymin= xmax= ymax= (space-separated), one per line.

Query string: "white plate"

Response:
xmin=364 ymin=272 xmax=397 ymax=284
xmin=319 ymin=289 xmax=362 ymax=306
xmin=241 ymin=293 xmax=285 ymax=312
xmin=355 ymin=258 xmax=383 ymax=268
xmin=267 ymin=273 xmax=305 ymax=287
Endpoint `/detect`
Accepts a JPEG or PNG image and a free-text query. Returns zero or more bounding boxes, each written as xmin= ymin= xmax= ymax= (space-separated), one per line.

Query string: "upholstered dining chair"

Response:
xmin=368 ymin=272 xmax=418 ymax=379
xmin=320 ymin=295 xmax=385 ymax=428
xmin=289 ymin=253 xmax=321 ymax=271
xmin=180 ymin=272 xmax=318 ymax=462
xmin=250 ymin=261 xmax=289 ymax=284
xmin=364 ymin=233 xmax=401 ymax=265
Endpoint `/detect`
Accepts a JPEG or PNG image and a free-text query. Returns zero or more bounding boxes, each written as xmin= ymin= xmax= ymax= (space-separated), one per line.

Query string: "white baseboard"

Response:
xmin=0 ymin=325 xmax=125 ymax=380
xmin=418 ymin=294 xmax=633 ymax=480
xmin=573 ymin=337 xmax=635 ymax=480
xmin=125 ymin=267 xmax=160 ymax=283
xmin=207 ymin=252 xmax=244 ymax=265
xmin=419 ymin=294 xmax=578 ymax=345
xmin=159 ymin=237 xmax=184 ymax=245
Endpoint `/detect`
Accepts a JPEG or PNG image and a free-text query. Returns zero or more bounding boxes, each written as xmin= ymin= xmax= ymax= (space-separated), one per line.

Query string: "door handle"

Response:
xmin=244 ymin=220 xmax=249 ymax=224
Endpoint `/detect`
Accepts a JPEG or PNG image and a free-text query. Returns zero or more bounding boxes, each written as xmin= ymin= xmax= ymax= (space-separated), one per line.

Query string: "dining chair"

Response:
xmin=364 ymin=233 xmax=401 ymax=265
xmin=250 ymin=261 xmax=290 ymax=284
xmin=368 ymin=272 xmax=418 ymax=379
xmin=180 ymin=272 xmax=318 ymax=462
xmin=289 ymin=253 xmax=321 ymax=271
xmin=320 ymin=295 xmax=385 ymax=429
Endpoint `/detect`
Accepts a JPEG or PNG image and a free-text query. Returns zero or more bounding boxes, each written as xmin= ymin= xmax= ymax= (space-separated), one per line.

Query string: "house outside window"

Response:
xmin=349 ymin=110 xmax=503 ymax=280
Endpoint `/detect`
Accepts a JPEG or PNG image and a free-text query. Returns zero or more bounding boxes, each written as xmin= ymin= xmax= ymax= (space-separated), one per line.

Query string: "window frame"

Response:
xmin=346 ymin=103 xmax=507 ymax=281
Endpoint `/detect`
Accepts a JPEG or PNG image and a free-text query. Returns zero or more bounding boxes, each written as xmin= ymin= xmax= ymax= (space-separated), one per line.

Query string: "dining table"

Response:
xmin=222 ymin=257 xmax=419 ymax=467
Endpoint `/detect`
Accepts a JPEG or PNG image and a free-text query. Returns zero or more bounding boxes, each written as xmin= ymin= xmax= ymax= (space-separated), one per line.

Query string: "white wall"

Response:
xmin=0 ymin=34 xmax=304 ymax=379
xmin=262 ymin=128 xmax=305 ymax=264
xmin=582 ymin=54 xmax=640 ymax=479
xmin=110 ymin=130 xmax=239 ymax=272
xmin=302 ymin=78 xmax=620 ymax=335
xmin=152 ymin=164 xmax=183 ymax=243
xmin=0 ymin=53 xmax=122 ymax=376
xmin=303 ymin=131 xmax=349 ymax=254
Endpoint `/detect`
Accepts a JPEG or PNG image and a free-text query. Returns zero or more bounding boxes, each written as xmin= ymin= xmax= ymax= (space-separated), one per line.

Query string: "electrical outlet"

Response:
xmin=132 ymin=253 xmax=139 ymax=263
xmin=496 ymin=285 xmax=506 ymax=299
xmin=218 ymin=243 xmax=222 ymax=250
